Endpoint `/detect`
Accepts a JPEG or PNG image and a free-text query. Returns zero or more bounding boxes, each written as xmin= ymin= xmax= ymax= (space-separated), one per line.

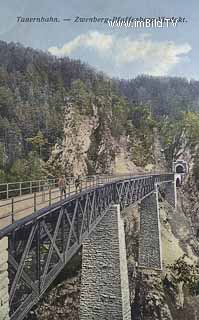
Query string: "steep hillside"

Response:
xmin=115 ymin=75 xmax=199 ymax=119
xmin=1 ymin=41 xmax=199 ymax=181
xmin=0 ymin=41 xmax=156 ymax=180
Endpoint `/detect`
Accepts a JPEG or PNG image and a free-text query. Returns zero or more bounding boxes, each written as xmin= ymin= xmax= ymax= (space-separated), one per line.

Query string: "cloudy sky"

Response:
xmin=0 ymin=0 xmax=198 ymax=79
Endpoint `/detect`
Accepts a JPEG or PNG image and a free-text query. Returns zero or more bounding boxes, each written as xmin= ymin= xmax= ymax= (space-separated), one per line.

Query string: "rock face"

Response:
xmin=132 ymin=271 xmax=173 ymax=320
xmin=31 ymin=274 xmax=81 ymax=320
xmin=61 ymin=105 xmax=99 ymax=175
xmin=50 ymin=104 xmax=99 ymax=176
xmin=49 ymin=103 xmax=142 ymax=176
xmin=153 ymin=128 xmax=167 ymax=172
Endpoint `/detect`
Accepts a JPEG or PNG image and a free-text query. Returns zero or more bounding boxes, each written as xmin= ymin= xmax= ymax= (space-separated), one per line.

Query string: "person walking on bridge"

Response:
xmin=75 ymin=175 xmax=82 ymax=192
xmin=58 ymin=175 xmax=67 ymax=199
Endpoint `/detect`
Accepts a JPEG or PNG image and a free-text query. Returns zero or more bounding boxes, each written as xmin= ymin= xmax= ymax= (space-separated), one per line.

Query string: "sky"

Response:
xmin=0 ymin=0 xmax=198 ymax=79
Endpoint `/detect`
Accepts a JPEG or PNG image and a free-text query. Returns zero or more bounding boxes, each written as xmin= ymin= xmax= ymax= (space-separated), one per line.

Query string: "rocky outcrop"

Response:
xmin=153 ymin=128 xmax=168 ymax=171
xmin=61 ymin=105 xmax=98 ymax=175
xmin=49 ymin=103 xmax=99 ymax=176
xmin=49 ymin=103 xmax=140 ymax=176
xmin=30 ymin=274 xmax=81 ymax=320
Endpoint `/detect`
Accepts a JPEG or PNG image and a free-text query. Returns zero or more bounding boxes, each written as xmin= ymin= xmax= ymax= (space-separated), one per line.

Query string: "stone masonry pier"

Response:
xmin=164 ymin=181 xmax=177 ymax=208
xmin=80 ymin=204 xmax=131 ymax=320
xmin=138 ymin=190 xmax=162 ymax=270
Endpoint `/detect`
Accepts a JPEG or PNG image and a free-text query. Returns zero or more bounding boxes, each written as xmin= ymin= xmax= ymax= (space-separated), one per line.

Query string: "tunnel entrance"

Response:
xmin=175 ymin=165 xmax=185 ymax=174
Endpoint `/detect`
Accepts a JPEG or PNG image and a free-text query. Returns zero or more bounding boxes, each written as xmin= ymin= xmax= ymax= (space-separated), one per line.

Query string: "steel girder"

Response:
xmin=0 ymin=173 xmax=174 ymax=320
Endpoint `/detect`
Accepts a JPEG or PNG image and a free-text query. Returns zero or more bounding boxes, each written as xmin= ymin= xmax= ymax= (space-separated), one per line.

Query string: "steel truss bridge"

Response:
xmin=0 ymin=173 xmax=174 ymax=320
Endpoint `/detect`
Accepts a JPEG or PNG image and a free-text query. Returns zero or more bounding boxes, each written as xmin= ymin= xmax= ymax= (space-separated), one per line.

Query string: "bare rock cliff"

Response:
xmin=49 ymin=103 xmax=141 ymax=176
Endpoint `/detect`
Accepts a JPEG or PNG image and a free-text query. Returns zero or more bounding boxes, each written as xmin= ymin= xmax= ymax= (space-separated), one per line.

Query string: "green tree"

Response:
xmin=168 ymin=255 xmax=199 ymax=295
xmin=160 ymin=111 xmax=199 ymax=164
xmin=10 ymin=158 xmax=28 ymax=181
xmin=70 ymin=80 xmax=92 ymax=114
xmin=183 ymin=112 xmax=199 ymax=144
xmin=9 ymin=151 xmax=43 ymax=181
xmin=26 ymin=131 xmax=47 ymax=157
xmin=0 ymin=86 xmax=13 ymax=116
xmin=111 ymin=96 xmax=129 ymax=137
xmin=27 ymin=151 xmax=43 ymax=179
xmin=0 ymin=143 xmax=5 ymax=169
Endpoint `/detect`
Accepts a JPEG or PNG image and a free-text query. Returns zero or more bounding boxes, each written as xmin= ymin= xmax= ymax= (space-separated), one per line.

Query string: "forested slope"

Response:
xmin=1 ymin=41 xmax=199 ymax=181
xmin=115 ymin=75 xmax=199 ymax=118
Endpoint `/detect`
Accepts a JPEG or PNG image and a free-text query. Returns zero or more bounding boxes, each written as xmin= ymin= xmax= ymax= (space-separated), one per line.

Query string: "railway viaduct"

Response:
xmin=0 ymin=172 xmax=179 ymax=320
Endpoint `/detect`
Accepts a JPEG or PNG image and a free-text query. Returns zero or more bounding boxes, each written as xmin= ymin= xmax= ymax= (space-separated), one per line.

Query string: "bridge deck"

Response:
xmin=0 ymin=175 xmax=129 ymax=230
xmin=0 ymin=173 xmax=174 ymax=231
xmin=0 ymin=180 xmax=100 ymax=229
xmin=0 ymin=188 xmax=60 ymax=228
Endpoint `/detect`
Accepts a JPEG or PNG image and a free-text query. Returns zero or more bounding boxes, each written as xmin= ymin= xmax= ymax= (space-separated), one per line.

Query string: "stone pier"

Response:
xmin=0 ymin=237 xmax=9 ymax=320
xmin=139 ymin=190 xmax=162 ymax=270
xmin=80 ymin=204 xmax=131 ymax=320
xmin=164 ymin=180 xmax=177 ymax=208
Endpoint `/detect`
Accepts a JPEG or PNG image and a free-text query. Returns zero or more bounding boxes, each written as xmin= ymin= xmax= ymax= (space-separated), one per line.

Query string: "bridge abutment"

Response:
xmin=80 ymin=204 xmax=131 ymax=320
xmin=139 ymin=190 xmax=162 ymax=270
xmin=0 ymin=237 xmax=9 ymax=320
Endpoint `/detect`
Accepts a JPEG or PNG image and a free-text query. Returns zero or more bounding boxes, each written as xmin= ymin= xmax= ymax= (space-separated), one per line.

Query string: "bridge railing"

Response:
xmin=0 ymin=178 xmax=62 ymax=200
xmin=0 ymin=173 xmax=174 ymax=229
xmin=0 ymin=172 xmax=147 ymax=200
xmin=0 ymin=175 xmax=127 ymax=200
xmin=0 ymin=174 xmax=129 ymax=227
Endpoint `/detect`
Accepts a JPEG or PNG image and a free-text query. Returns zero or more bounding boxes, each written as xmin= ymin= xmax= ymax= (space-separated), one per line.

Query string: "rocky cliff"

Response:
xmin=48 ymin=102 xmax=145 ymax=177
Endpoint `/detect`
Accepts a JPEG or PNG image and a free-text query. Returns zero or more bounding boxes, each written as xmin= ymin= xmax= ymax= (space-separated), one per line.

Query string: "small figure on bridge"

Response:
xmin=75 ymin=175 xmax=82 ymax=192
xmin=58 ymin=175 xmax=67 ymax=199
xmin=42 ymin=180 xmax=49 ymax=202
